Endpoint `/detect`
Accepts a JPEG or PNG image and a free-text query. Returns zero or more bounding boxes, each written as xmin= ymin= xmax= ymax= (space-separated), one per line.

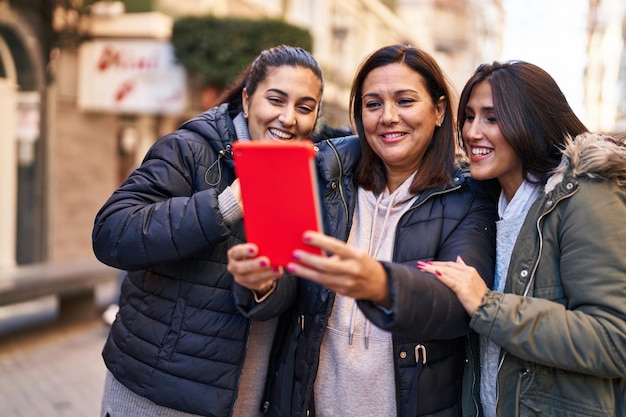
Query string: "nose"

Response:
xmin=279 ymin=106 xmax=296 ymax=128
xmin=464 ymin=118 xmax=482 ymax=141
xmin=381 ymin=103 xmax=399 ymax=124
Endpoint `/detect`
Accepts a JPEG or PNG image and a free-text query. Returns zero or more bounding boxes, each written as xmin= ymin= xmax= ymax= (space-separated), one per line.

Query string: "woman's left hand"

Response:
xmin=418 ymin=256 xmax=488 ymax=315
xmin=287 ymin=231 xmax=390 ymax=307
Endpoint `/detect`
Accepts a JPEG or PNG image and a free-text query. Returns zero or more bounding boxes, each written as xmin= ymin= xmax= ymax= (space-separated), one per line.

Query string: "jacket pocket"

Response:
xmin=159 ymin=297 xmax=186 ymax=361
xmin=516 ymin=367 xmax=616 ymax=417
xmin=519 ymin=392 xmax=611 ymax=417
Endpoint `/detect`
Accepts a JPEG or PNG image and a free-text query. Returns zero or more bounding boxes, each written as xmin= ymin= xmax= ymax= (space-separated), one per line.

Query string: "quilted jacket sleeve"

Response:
xmin=360 ymin=179 xmax=497 ymax=340
xmin=92 ymin=132 xmax=233 ymax=271
xmin=233 ymin=275 xmax=298 ymax=321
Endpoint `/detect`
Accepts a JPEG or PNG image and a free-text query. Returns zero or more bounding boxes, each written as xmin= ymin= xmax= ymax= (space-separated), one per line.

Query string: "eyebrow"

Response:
xmin=266 ymin=88 xmax=318 ymax=104
xmin=465 ymin=104 xmax=495 ymax=112
xmin=362 ymin=89 xmax=418 ymax=98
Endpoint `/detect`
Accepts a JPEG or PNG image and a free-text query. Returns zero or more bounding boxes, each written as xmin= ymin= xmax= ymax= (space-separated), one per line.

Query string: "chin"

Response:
xmin=469 ymin=168 xmax=491 ymax=181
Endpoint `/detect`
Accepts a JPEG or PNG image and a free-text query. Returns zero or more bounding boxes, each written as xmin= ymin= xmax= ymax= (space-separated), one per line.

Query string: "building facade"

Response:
xmin=0 ymin=0 xmax=622 ymax=271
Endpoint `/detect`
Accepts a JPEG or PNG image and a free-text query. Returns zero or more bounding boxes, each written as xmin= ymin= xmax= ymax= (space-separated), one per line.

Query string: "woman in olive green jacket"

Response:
xmin=421 ymin=61 xmax=626 ymax=416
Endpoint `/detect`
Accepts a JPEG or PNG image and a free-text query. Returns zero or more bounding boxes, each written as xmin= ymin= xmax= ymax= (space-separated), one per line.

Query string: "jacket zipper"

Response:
xmin=467 ymin=339 xmax=480 ymax=417
xmin=514 ymin=368 xmax=529 ymax=417
xmin=522 ymin=186 xmax=578 ymax=296
xmin=326 ymin=140 xmax=349 ymax=220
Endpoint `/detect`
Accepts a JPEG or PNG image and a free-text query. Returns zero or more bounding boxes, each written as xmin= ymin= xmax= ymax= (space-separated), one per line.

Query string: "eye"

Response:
xmin=267 ymin=96 xmax=285 ymax=105
xmin=297 ymin=105 xmax=315 ymax=114
xmin=364 ymin=100 xmax=382 ymax=110
xmin=464 ymin=114 xmax=475 ymax=122
xmin=397 ymin=98 xmax=415 ymax=106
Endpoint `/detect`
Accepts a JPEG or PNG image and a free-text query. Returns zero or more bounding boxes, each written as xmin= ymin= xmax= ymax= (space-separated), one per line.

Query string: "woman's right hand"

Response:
xmin=227 ymin=243 xmax=281 ymax=296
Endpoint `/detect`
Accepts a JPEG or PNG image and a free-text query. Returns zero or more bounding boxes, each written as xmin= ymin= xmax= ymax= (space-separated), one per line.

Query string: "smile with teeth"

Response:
xmin=269 ymin=128 xmax=295 ymax=140
xmin=472 ymin=147 xmax=493 ymax=156
xmin=381 ymin=132 xmax=405 ymax=139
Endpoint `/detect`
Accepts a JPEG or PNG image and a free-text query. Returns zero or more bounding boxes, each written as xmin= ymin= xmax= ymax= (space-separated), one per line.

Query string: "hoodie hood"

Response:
xmin=545 ymin=132 xmax=626 ymax=193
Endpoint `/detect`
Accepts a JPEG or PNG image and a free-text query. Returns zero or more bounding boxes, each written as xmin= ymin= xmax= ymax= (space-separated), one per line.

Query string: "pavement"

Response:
xmin=0 ymin=291 xmax=114 ymax=417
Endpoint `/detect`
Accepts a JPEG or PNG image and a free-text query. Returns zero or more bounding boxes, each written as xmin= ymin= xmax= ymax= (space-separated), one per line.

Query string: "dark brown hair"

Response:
xmin=349 ymin=44 xmax=458 ymax=194
xmin=219 ymin=44 xmax=324 ymax=116
xmin=457 ymin=61 xmax=588 ymax=184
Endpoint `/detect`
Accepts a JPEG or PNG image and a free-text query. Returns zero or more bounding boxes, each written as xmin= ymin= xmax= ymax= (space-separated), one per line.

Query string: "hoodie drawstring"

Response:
xmin=348 ymin=192 xmax=396 ymax=348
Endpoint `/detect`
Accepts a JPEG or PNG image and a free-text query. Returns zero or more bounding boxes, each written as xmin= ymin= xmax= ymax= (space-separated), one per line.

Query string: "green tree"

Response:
xmin=171 ymin=16 xmax=313 ymax=90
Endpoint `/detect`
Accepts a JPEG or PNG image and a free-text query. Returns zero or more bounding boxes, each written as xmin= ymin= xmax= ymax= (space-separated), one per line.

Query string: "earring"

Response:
xmin=243 ymin=111 xmax=248 ymax=118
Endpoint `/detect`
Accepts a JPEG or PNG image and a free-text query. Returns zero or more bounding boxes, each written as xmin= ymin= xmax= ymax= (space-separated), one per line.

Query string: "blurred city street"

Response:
xmin=0 ymin=1 xmax=623 ymax=416
xmin=0 ymin=284 xmax=115 ymax=417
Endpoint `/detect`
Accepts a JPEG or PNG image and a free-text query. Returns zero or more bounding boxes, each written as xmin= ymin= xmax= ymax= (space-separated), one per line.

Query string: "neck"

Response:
xmin=385 ymin=167 xmax=417 ymax=193
xmin=499 ymin=176 xmax=524 ymax=203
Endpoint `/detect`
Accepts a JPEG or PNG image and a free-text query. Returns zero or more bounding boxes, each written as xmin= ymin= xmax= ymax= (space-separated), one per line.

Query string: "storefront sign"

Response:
xmin=78 ymin=39 xmax=187 ymax=114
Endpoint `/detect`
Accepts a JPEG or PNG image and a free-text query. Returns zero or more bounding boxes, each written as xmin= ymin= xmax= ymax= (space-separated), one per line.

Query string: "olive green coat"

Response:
xmin=464 ymin=132 xmax=626 ymax=417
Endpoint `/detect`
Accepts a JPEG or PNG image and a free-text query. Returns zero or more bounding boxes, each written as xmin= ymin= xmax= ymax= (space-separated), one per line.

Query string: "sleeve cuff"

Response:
xmin=218 ymin=186 xmax=243 ymax=225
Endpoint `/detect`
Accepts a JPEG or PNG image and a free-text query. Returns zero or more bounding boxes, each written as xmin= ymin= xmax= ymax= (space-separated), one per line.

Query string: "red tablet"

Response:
xmin=232 ymin=140 xmax=323 ymax=266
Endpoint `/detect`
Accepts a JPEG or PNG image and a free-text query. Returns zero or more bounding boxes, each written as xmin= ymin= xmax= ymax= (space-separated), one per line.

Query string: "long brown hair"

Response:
xmin=350 ymin=44 xmax=458 ymax=194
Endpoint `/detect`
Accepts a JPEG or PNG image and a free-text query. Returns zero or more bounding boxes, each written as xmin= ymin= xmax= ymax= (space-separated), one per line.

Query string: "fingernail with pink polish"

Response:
xmin=259 ymin=260 xmax=267 ymax=267
xmin=417 ymin=261 xmax=426 ymax=268
xmin=286 ymin=265 xmax=297 ymax=274
xmin=435 ymin=270 xmax=442 ymax=277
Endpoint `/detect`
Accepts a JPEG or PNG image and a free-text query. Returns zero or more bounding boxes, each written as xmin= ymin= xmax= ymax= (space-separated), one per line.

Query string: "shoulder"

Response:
xmin=316 ymin=134 xmax=360 ymax=157
xmin=564 ymin=176 xmax=626 ymax=214
xmin=546 ymin=132 xmax=626 ymax=193
xmin=452 ymin=167 xmax=499 ymax=204
xmin=418 ymin=168 xmax=498 ymax=224
xmin=176 ymin=103 xmax=236 ymax=145
xmin=316 ymin=135 xmax=360 ymax=176
xmin=148 ymin=104 xmax=235 ymax=158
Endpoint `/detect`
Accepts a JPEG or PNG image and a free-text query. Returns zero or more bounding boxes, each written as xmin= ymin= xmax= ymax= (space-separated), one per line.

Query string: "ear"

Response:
xmin=242 ymin=88 xmax=250 ymax=117
xmin=435 ymin=95 xmax=447 ymax=126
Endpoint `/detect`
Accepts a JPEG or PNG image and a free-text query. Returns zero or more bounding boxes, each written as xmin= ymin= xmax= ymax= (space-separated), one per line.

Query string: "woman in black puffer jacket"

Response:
xmin=92 ymin=45 xmax=324 ymax=417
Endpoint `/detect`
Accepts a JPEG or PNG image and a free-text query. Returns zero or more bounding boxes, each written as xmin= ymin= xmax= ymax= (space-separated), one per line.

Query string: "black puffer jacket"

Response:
xmin=235 ymin=136 xmax=497 ymax=416
xmin=93 ymin=103 xmax=248 ymax=417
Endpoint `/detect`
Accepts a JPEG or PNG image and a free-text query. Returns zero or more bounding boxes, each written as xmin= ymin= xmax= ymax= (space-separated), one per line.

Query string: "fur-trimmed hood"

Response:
xmin=545 ymin=132 xmax=626 ymax=193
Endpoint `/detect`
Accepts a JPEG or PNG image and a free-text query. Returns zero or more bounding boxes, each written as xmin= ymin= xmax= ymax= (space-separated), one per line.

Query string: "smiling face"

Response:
xmin=242 ymin=65 xmax=322 ymax=141
xmin=360 ymin=62 xmax=445 ymax=188
xmin=462 ymin=80 xmax=524 ymax=201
